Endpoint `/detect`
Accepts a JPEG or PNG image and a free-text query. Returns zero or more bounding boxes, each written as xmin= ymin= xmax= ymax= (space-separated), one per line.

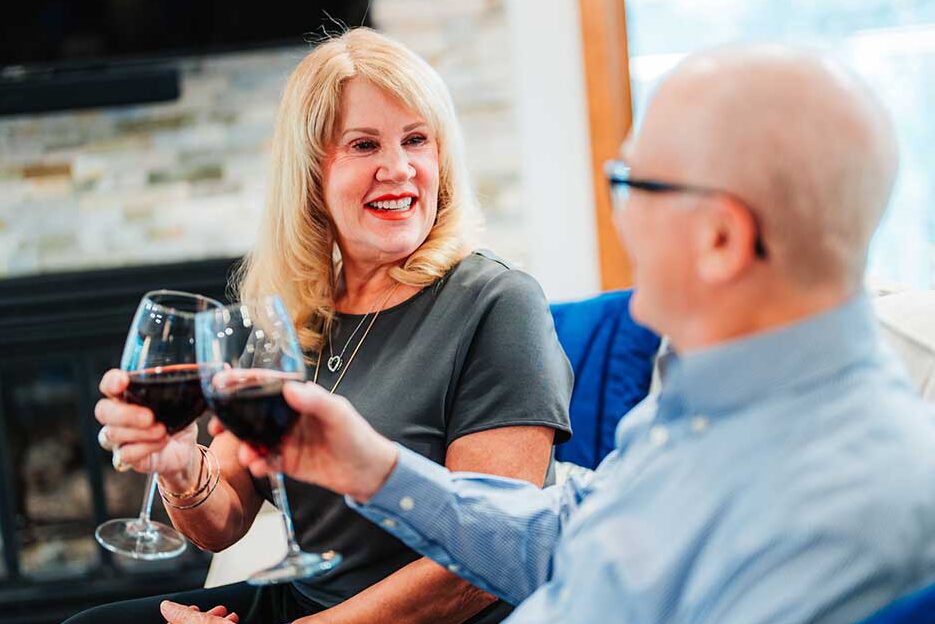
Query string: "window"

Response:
xmin=626 ymin=0 xmax=935 ymax=287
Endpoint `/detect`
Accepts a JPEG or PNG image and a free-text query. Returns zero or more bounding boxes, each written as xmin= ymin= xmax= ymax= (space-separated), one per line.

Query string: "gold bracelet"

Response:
xmin=158 ymin=445 xmax=209 ymax=499
xmin=161 ymin=462 xmax=221 ymax=510
xmin=159 ymin=445 xmax=220 ymax=509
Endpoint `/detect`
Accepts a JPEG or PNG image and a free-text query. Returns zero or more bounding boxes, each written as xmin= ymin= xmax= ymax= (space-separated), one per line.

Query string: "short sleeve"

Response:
xmin=445 ymin=268 xmax=573 ymax=445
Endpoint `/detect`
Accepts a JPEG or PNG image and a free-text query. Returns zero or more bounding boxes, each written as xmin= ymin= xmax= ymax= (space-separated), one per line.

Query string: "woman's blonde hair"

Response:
xmin=235 ymin=28 xmax=480 ymax=353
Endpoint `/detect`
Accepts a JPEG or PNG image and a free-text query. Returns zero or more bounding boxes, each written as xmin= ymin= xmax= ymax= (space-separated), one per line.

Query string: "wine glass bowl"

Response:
xmin=123 ymin=364 xmax=209 ymax=434
xmin=205 ymin=368 xmax=302 ymax=457
xmin=95 ymin=290 xmax=222 ymax=560
xmin=196 ymin=295 xmax=342 ymax=584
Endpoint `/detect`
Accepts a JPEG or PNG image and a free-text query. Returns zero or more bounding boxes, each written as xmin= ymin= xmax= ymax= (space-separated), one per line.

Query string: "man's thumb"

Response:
xmin=283 ymin=380 xmax=333 ymax=416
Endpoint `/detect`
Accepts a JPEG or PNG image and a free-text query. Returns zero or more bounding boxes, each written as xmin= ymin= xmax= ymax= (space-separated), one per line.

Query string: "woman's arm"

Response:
xmin=162 ymin=428 xmax=266 ymax=552
xmin=297 ymin=425 xmax=555 ymax=624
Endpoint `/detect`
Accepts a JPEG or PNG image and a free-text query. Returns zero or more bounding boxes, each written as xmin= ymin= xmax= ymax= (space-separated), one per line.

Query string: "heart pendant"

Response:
xmin=327 ymin=355 xmax=342 ymax=373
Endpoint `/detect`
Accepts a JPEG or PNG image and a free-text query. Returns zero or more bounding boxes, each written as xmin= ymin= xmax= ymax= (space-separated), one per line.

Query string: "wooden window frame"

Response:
xmin=579 ymin=0 xmax=634 ymax=290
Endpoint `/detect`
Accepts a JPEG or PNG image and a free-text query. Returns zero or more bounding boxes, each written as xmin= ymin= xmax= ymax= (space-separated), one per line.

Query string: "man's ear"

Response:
xmin=694 ymin=196 xmax=760 ymax=284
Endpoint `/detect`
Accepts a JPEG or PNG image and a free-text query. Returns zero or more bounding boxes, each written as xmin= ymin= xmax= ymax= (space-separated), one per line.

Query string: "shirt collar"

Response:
xmin=657 ymin=292 xmax=881 ymax=420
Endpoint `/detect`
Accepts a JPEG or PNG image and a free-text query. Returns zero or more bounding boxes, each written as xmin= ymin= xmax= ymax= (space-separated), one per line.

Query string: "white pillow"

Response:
xmin=874 ymin=290 xmax=935 ymax=402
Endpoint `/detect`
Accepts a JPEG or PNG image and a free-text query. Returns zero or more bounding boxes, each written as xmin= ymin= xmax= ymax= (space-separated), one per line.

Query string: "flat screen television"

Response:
xmin=0 ymin=1 xmax=372 ymax=115
xmin=1 ymin=0 xmax=373 ymax=71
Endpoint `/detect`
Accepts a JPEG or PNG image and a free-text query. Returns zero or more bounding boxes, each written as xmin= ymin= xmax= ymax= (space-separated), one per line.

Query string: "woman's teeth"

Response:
xmin=367 ymin=197 xmax=413 ymax=211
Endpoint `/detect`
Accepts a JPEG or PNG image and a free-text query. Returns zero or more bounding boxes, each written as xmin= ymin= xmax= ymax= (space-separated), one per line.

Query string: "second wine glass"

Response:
xmin=195 ymin=295 xmax=341 ymax=585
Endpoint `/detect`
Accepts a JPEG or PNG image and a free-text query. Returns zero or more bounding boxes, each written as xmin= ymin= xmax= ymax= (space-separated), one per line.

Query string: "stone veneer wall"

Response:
xmin=0 ymin=0 xmax=525 ymax=278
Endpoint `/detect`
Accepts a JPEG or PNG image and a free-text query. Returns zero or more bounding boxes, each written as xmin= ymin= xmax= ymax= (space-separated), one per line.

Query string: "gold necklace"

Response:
xmin=326 ymin=309 xmax=371 ymax=372
xmin=313 ymin=283 xmax=400 ymax=394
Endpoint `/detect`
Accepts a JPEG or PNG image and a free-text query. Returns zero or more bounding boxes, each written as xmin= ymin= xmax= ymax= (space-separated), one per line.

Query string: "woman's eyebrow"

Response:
xmin=341 ymin=127 xmax=379 ymax=139
xmin=342 ymin=122 xmax=426 ymax=139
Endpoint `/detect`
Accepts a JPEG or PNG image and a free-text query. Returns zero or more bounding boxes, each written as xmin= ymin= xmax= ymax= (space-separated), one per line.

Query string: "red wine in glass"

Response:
xmin=208 ymin=376 xmax=298 ymax=457
xmin=124 ymin=364 xmax=208 ymax=435
xmin=196 ymin=295 xmax=341 ymax=584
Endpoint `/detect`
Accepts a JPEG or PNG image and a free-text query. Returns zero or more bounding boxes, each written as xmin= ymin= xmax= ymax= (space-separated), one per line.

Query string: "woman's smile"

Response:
xmin=364 ymin=193 xmax=418 ymax=221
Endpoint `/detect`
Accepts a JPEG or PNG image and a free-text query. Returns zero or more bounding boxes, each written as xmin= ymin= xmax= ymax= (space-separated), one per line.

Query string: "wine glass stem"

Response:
xmin=270 ymin=469 xmax=302 ymax=557
xmin=138 ymin=471 xmax=157 ymax=527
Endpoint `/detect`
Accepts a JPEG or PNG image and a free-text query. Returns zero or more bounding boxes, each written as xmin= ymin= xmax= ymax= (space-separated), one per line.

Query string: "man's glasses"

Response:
xmin=604 ymin=160 xmax=767 ymax=259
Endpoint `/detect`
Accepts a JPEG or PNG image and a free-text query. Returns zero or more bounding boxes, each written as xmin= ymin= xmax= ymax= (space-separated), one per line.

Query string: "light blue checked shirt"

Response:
xmin=350 ymin=295 xmax=935 ymax=623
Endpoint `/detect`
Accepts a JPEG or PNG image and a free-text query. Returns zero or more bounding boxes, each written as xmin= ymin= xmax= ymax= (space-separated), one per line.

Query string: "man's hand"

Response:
xmin=237 ymin=381 xmax=399 ymax=502
xmin=159 ymin=601 xmax=238 ymax=624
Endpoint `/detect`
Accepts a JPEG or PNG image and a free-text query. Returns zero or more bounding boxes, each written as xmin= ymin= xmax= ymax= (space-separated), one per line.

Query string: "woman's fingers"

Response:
xmin=116 ymin=441 xmax=167 ymax=466
xmin=160 ymin=601 xmax=233 ymax=624
xmin=238 ymin=444 xmax=271 ymax=479
xmin=205 ymin=605 xmax=238 ymax=621
xmin=94 ymin=398 xmax=154 ymax=428
xmin=207 ymin=416 xmax=226 ymax=437
xmin=105 ymin=423 xmax=167 ymax=446
xmin=99 ymin=369 xmax=129 ymax=397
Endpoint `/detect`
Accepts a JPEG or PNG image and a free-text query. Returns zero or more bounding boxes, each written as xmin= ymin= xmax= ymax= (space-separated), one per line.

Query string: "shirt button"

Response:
xmin=381 ymin=518 xmax=397 ymax=529
xmin=691 ymin=416 xmax=709 ymax=433
xmin=649 ymin=425 xmax=669 ymax=446
xmin=399 ymin=496 xmax=415 ymax=511
xmin=447 ymin=563 xmax=460 ymax=573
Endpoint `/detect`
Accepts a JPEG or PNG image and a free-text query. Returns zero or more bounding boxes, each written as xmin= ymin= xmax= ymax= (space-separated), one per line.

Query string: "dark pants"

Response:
xmin=61 ymin=581 xmax=326 ymax=624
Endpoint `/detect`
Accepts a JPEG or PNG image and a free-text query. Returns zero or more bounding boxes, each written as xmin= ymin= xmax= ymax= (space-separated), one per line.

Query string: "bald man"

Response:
xmin=162 ymin=45 xmax=935 ymax=624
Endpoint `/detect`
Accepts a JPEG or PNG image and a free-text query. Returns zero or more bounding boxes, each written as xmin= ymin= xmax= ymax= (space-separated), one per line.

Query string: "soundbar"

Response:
xmin=0 ymin=63 xmax=180 ymax=116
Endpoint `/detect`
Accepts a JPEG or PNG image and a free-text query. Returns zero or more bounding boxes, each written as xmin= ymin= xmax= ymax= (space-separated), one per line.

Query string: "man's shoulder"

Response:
xmin=741 ymin=383 xmax=935 ymax=564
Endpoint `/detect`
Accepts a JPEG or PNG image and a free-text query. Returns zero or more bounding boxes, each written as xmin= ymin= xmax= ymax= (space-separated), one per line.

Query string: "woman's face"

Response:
xmin=323 ymin=78 xmax=440 ymax=270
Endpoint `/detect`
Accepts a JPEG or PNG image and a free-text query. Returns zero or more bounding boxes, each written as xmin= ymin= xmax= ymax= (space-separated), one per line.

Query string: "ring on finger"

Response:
xmin=98 ymin=426 xmax=115 ymax=451
xmin=112 ymin=446 xmax=132 ymax=472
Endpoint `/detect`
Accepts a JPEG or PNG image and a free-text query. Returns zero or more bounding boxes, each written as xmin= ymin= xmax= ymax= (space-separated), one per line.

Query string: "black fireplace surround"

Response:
xmin=0 ymin=257 xmax=239 ymax=624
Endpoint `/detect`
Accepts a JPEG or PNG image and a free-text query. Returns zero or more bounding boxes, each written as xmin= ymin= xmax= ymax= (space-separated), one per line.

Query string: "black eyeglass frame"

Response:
xmin=604 ymin=160 xmax=767 ymax=259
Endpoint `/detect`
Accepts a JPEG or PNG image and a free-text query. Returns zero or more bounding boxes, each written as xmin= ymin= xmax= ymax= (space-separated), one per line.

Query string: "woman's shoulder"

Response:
xmin=441 ymin=249 xmax=544 ymax=300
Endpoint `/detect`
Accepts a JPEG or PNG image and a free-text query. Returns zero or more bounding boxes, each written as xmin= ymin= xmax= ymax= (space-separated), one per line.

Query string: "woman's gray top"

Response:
xmin=253 ymin=250 xmax=573 ymax=619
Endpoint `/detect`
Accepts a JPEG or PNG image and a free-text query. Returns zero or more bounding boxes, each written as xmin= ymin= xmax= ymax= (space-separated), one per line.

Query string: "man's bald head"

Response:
xmin=631 ymin=44 xmax=898 ymax=289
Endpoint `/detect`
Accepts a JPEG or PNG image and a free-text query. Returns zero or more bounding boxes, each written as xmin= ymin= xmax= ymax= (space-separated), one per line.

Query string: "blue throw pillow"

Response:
xmin=550 ymin=290 xmax=660 ymax=469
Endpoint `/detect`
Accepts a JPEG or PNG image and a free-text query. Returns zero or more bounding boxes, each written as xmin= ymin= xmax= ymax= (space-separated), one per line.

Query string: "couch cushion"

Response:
xmin=874 ymin=290 xmax=935 ymax=402
xmin=551 ymin=290 xmax=660 ymax=469
xmin=857 ymin=579 xmax=935 ymax=624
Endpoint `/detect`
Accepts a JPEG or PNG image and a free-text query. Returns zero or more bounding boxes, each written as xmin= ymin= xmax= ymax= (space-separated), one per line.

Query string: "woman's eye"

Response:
xmin=350 ymin=139 xmax=378 ymax=152
xmin=404 ymin=134 xmax=428 ymax=147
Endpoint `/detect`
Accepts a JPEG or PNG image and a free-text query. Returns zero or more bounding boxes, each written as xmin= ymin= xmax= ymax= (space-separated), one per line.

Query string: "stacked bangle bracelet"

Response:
xmin=158 ymin=444 xmax=221 ymax=510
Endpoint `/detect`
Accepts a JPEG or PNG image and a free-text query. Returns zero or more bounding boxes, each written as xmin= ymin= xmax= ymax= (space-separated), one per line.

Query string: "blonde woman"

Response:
xmin=74 ymin=28 xmax=572 ymax=624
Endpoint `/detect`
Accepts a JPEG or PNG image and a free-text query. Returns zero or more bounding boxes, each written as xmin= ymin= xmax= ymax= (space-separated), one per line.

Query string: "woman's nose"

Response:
xmin=376 ymin=146 xmax=416 ymax=183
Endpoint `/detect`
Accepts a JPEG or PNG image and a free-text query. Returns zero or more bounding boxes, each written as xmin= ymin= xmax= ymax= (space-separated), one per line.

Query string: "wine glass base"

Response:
xmin=247 ymin=550 xmax=342 ymax=585
xmin=95 ymin=518 xmax=188 ymax=561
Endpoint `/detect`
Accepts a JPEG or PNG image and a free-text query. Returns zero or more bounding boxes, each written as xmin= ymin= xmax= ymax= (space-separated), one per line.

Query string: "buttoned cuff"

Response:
xmin=346 ymin=444 xmax=457 ymax=560
xmin=347 ymin=443 xmax=449 ymax=513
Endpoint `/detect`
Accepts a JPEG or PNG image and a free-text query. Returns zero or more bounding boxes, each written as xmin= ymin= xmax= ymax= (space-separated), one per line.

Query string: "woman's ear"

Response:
xmin=694 ymin=196 xmax=761 ymax=284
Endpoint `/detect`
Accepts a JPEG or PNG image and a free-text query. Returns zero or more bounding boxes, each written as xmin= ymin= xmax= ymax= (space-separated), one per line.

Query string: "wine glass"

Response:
xmin=194 ymin=294 xmax=341 ymax=585
xmin=95 ymin=290 xmax=222 ymax=560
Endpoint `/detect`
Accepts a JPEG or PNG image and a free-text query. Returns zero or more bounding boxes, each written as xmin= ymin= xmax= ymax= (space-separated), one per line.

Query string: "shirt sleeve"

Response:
xmin=347 ymin=444 xmax=592 ymax=606
xmin=445 ymin=268 xmax=573 ymax=445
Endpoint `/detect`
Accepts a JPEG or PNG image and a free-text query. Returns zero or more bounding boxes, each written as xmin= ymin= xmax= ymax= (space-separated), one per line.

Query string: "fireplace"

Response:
xmin=0 ymin=257 xmax=238 ymax=624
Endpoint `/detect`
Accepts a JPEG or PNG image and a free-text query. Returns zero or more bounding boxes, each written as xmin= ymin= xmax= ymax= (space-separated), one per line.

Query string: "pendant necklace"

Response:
xmin=318 ymin=282 xmax=400 ymax=387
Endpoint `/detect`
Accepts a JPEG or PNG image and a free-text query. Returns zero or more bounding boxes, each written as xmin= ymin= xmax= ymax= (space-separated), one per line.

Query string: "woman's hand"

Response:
xmin=159 ymin=601 xmax=238 ymax=624
xmin=235 ymin=381 xmax=399 ymax=502
xmin=95 ymin=369 xmax=198 ymax=478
